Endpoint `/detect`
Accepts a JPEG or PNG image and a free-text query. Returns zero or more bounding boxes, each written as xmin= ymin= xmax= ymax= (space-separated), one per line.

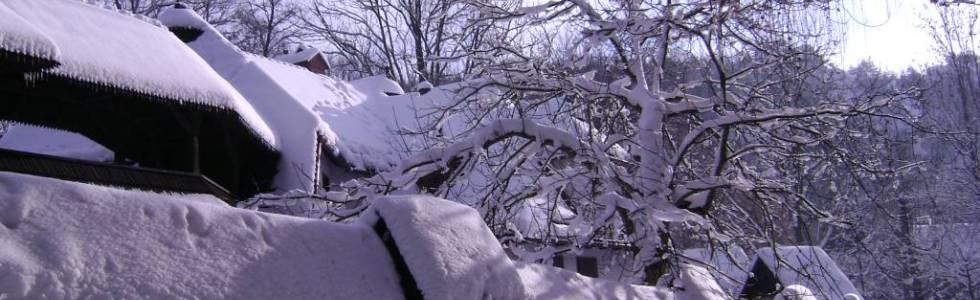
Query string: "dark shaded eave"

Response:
xmin=0 ymin=54 xmax=280 ymax=199
xmin=0 ymin=48 xmax=58 ymax=74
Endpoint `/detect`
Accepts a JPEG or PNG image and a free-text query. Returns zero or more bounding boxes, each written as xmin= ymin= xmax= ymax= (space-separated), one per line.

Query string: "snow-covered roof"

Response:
xmin=272 ymin=46 xmax=322 ymax=64
xmin=364 ymin=195 xmax=528 ymax=300
xmin=0 ymin=171 xmax=404 ymax=299
xmin=0 ymin=124 xmax=113 ymax=162
xmin=159 ymin=6 xmax=455 ymax=191
xmin=159 ymin=6 xmax=338 ymax=192
xmin=0 ymin=0 xmax=275 ymax=147
xmin=754 ymin=246 xmax=861 ymax=299
xmin=0 ymin=1 xmax=59 ymax=62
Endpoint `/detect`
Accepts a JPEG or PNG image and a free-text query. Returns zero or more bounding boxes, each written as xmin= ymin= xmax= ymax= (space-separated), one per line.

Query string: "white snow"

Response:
xmin=0 ymin=1 xmax=58 ymax=61
xmin=364 ymin=195 xmax=528 ymax=300
xmin=755 ymin=246 xmax=862 ymax=300
xmin=0 ymin=125 xmax=113 ymax=161
xmin=0 ymin=0 xmax=275 ymax=147
xmin=0 ymin=171 xmax=403 ymax=299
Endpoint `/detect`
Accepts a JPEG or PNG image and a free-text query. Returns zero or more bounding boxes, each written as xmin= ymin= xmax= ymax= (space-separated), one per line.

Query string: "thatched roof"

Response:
xmin=0 ymin=0 xmax=282 ymax=198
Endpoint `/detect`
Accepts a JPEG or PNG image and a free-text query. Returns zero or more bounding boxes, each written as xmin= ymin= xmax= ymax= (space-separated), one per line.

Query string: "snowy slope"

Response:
xmin=0 ymin=125 xmax=113 ymax=161
xmin=0 ymin=172 xmax=403 ymax=299
xmin=0 ymin=0 xmax=275 ymax=146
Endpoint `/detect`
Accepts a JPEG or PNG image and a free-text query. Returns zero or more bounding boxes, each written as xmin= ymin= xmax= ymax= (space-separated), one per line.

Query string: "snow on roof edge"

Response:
xmin=1 ymin=0 xmax=277 ymax=148
xmin=0 ymin=2 xmax=60 ymax=61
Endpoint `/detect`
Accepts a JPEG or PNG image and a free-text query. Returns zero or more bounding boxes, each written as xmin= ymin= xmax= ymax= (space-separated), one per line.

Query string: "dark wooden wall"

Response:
xmin=0 ymin=72 xmax=279 ymax=200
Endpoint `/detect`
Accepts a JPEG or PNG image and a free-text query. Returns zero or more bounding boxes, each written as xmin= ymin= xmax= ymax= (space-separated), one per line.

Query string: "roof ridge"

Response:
xmin=243 ymin=51 xmax=343 ymax=82
xmin=76 ymin=0 xmax=164 ymax=28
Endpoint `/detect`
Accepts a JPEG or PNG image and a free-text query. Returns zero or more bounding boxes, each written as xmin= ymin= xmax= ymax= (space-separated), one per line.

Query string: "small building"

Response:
xmin=0 ymin=0 xmax=280 ymax=200
xmin=274 ymin=45 xmax=330 ymax=75
xmin=740 ymin=246 xmax=862 ymax=300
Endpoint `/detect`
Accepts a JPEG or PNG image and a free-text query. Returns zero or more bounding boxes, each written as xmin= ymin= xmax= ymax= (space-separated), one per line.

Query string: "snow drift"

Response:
xmin=0 ymin=172 xmax=402 ymax=299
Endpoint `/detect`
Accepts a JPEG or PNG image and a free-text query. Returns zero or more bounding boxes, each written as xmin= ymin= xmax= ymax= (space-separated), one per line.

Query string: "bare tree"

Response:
xmin=304 ymin=1 xmax=920 ymax=290
xmin=299 ymin=0 xmax=514 ymax=85
xmin=232 ymin=0 xmax=301 ymax=57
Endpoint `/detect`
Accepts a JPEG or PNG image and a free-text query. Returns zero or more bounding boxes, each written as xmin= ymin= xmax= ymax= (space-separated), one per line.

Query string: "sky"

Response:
xmin=833 ymin=0 xmax=941 ymax=73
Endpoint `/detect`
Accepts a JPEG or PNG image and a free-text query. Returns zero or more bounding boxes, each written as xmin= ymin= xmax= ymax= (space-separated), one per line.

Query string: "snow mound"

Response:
xmin=365 ymin=195 xmax=528 ymax=300
xmin=351 ymin=75 xmax=405 ymax=96
xmin=0 ymin=171 xmax=402 ymax=299
xmin=0 ymin=125 xmax=113 ymax=161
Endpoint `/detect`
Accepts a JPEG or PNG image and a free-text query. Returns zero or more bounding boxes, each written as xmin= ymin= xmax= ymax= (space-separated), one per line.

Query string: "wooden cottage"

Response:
xmin=274 ymin=46 xmax=330 ymax=75
xmin=0 ymin=0 xmax=280 ymax=201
